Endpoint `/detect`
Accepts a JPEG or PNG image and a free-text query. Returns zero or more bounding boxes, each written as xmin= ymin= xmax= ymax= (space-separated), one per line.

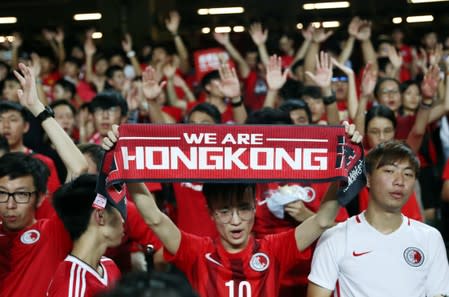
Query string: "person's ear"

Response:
xmin=94 ymin=209 xmax=106 ymax=225
xmin=366 ymin=174 xmax=371 ymax=189
xmin=23 ymin=121 xmax=30 ymax=134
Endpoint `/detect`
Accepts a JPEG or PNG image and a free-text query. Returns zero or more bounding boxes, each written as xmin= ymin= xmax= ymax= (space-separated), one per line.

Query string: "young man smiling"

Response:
xmin=102 ymin=122 xmax=363 ymax=297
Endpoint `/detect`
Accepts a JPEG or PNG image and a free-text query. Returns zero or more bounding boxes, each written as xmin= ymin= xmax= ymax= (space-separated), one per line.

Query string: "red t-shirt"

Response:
xmin=105 ymin=201 xmax=162 ymax=272
xmin=0 ymin=218 xmax=72 ymax=297
xmin=46 ymin=255 xmax=120 ymax=297
xmin=164 ymin=229 xmax=310 ymax=297
xmin=442 ymin=159 xmax=449 ymax=180
xmin=76 ymin=80 xmax=96 ymax=103
xmin=26 ymin=149 xmax=61 ymax=195
xmin=172 ymin=182 xmax=218 ymax=238
xmin=252 ymin=182 xmax=348 ymax=292
xmin=243 ymin=70 xmax=267 ymax=111
xmin=358 ymin=187 xmax=423 ymax=221
xmin=397 ymin=44 xmax=413 ymax=82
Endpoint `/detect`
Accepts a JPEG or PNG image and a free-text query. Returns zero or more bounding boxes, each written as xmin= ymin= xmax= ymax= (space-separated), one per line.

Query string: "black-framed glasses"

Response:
xmin=0 ymin=191 xmax=37 ymax=204
xmin=214 ymin=206 xmax=255 ymax=224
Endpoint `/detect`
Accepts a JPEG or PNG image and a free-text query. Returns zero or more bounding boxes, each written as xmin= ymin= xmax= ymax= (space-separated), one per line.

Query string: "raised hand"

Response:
xmin=331 ymin=57 xmax=354 ymax=75
xmin=54 ymin=27 xmax=64 ymax=43
xmin=285 ymin=200 xmax=314 ymax=223
xmin=249 ymin=23 xmax=268 ymax=46
xmin=42 ymin=29 xmax=55 ymax=42
xmin=121 ymin=33 xmax=133 ymax=53
xmin=215 ymin=63 xmax=241 ymax=98
xmin=213 ymin=32 xmax=230 ymax=46
xmin=102 ymin=124 xmax=120 ymax=151
xmin=348 ymin=17 xmax=361 ymax=37
xmin=162 ymin=62 xmax=177 ymax=79
xmin=142 ymin=66 xmax=167 ymax=101
xmin=13 ymin=63 xmax=43 ymax=115
xmin=30 ymin=53 xmax=42 ymax=78
xmin=429 ymin=43 xmax=443 ymax=66
xmin=353 ymin=20 xmax=372 ymax=41
xmin=361 ymin=63 xmax=377 ymax=96
xmin=305 ymin=51 xmax=333 ymax=88
xmin=387 ymin=45 xmax=403 ymax=69
xmin=165 ymin=10 xmax=180 ymax=35
xmin=311 ymin=28 xmax=333 ymax=43
xmin=266 ymin=55 xmax=289 ymax=91
xmin=301 ymin=23 xmax=314 ymax=41
xmin=420 ymin=64 xmax=440 ymax=99
xmin=84 ymin=29 xmax=97 ymax=56
xmin=126 ymin=83 xmax=141 ymax=111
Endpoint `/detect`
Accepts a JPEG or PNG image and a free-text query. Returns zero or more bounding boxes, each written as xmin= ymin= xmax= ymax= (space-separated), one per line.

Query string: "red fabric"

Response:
xmin=243 ymin=70 xmax=267 ymax=111
xmin=47 ymin=256 xmax=120 ymax=297
xmin=27 ymin=150 xmax=61 ymax=195
xmin=253 ymin=182 xmax=348 ymax=292
xmin=164 ymin=229 xmax=310 ymax=297
xmin=442 ymin=159 xmax=449 ymax=180
xmin=0 ymin=218 xmax=72 ymax=297
xmin=358 ymin=187 xmax=423 ymax=221
xmin=76 ymin=80 xmax=96 ymax=103
xmin=162 ymin=105 xmax=184 ymax=123
xmin=395 ymin=114 xmax=415 ymax=141
xmin=172 ymin=182 xmax=218 ymax=238
xmin=281 ymin=55 xmax=294 ymax=69
xmin=105 ymin=201 xmax=162 ymax=272
xmin=397 ymin=44 xmax=413 ymax=82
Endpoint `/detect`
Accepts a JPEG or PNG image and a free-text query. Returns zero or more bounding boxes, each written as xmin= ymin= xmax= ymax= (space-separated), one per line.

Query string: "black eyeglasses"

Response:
xmin=214 ymin=206 xmax=255 ymax=224
xmin=0 ymin=191 xmax=37 ymax=204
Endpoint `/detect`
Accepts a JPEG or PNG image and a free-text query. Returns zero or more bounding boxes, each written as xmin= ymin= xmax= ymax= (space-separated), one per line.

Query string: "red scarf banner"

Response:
xmin=97 ymin=124 xmax=365 ymax=216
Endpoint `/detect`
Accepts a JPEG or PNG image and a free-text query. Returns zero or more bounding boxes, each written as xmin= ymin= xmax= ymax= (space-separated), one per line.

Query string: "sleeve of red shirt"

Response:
xmin=125 ymin=201 xmax=162 ymax=251
xmin=163 ymin=231 xmax=209 ymax=271
xmin=443 ymin=159 xmax=449 ymax=180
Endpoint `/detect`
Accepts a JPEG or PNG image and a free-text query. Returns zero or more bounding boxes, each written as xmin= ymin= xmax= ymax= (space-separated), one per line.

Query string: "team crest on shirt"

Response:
xmin=249 ymin=252 xmax=270 ymax=272
xmin=20 ymin=229 xmax=40 ymax=245
xmin=403 ymin=247 xmax=424 ymax=267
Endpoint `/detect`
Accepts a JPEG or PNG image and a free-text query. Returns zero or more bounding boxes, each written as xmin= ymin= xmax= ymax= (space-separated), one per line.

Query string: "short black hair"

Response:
xmin=202 ymin=183 xmax=255 ymax=211
xmin=0 ymin=101 xmax=30 ymax=122
xmin=201 ymin=70 xmax=220 ymax=91
xmin=88 ymin=91 xmax=128 ymax=116
xmin=0 ymin=152 xmax=49 ymax=195
xmin=302 ymin=85 xmax=322 ymax=99
xmin=78 ymin=143 xmax=105 ymax=173
xmin=365 ymin=140 xmax=420 ymax=176
xmin=50 ymin=99 xmax=76 ymax=115
xmin=374 ymin=77 xmax=400 ymax=99
xmin=52 ymin=174 xmax=114 ymax=241
xmin=64 ymin=57 xmax=83 ymax=68
xmin=3 ymin=72 xmax=19 ymax=83
xmin=54 ymin=79 xmax=77 ymax=99
xmin=106 ymin=65 xmax=124 ymax=79
xmin=245 ymin=107 xmax=293 ymax=125
xmin=279 ymin=99 xmax=312 ymax=123
xmin=187 ymin=102 xmax=221 ymax=124
xmin=365 ymin=105 xmax=397 ymax=132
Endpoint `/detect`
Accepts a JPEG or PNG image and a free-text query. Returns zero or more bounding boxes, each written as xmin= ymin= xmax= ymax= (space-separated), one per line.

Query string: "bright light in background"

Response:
xmin=0 ymin=36 xmax=14 ymax=43
xmin=233 ymin=26 xmax=245 ymax=32
xmin=303 ymin=1 xmax=350 ymax=10
xmin=197 ymin=7 xmax=244 ymax=15
xmin=392 ymin=17 xmax=403 ymax=24
xmin=214 ymin=26 xmax=232 ymax=33
xmin=322 ymin=21 xmax=340 ymax=28
xmin=406 ymin=15 xmax=434 ymax=23
xmin=296 ymin=23 xmax=304 ymax=30
xmin=312 ymin=22 xmax=321 ymax=28
xmin=73 ymin=13 xmax=102 ymax=21
xmin=0 ymin=17 xmax=17 ymax=24
xmin=91 ymin=32 xmax=103 ymax=39
xmin=201 ymin=27 xmax=211 ymax=34
xmin=408 ymin=0 xmax=449 ymax=3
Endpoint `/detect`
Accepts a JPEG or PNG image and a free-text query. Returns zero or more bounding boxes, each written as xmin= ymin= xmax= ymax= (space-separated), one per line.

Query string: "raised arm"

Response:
xmin=355 ymin=20 xmax=377 ymax=71
xmin=354 ymin=64 xmax=377 ymax=137
xmin=294 ymin=122 xmax=362 ymax=251
xmin=406 ymin=65 xmax=439 ymax=153
xmin=122 ymin=33 xmax=142 ymax=77
xmin=141 ymin=66 xmax=173 ymax=124
xmin=215 ymin=63 xmax=247 ymax=124
xmin=14 ymin=63 xmax=88 ymax=180
xmin=264 ymin=55 xmax=289 ymax=108
xmin=249 ymin=23 xmax=270 ymax=66
xmin=292 ymin=24 xmax=313 ymax=64
xmin=214 ymin=32 xmax=250 ymax=78
xmin=84 ymin=31 xmax=96 ymax=84
xmin=338 ymin=17 xmax=359 ymax=64
xmin=332 ymin=58 xmax=358 ymax=120
xmin=304 ymin=28 xmax=333 ymax=85
xmin=163 ymin=62 xmax=188 ymax=110
xmin=306 ymin=51 xmax=339 ymax=125
xmin=102 ymin=125 xmax=181 ymax=255
xmin=165 ymin=11 xmax=190 ymax=74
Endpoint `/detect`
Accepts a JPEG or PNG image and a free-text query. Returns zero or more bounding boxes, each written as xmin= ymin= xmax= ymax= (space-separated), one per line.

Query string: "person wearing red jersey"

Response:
xmin=0 ymin=63 xmax=88 ymax=297
xmin=102 ymin=122 xmax=363 ymax=297
xmin=308 ymin=140 xmax=449 ymax=297
xmin=46 ymin=174 xmax=124 ymax=297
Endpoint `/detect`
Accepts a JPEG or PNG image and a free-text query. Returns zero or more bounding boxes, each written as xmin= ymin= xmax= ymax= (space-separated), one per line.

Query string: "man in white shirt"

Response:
xmin=308 ymin=140 xmax=449 ymax=297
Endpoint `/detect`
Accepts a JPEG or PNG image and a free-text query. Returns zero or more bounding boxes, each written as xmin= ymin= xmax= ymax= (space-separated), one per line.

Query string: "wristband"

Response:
xmin=126 ymin=50 xmax=136 ymax=58
xmin=36 ymin=106 xmax=55 ymax=123
xmin=322 ymin=93 xmax=336 ymax=106
xmin=231 ymin=97 xmax=244 ymax=107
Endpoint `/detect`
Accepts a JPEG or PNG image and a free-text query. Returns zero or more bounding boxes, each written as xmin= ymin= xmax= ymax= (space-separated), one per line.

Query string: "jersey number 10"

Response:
xmin=225 ymin=280 xmax=252 ymax=297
